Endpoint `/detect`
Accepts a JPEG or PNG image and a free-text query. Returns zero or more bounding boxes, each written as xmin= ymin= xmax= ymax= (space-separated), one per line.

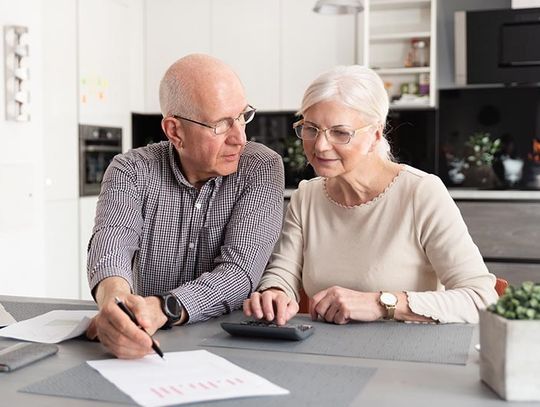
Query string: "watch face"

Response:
xmin=165 ymin=295 xmax=182 ymax=319
xmin=380 ymin=292 xmax=398 ymax=306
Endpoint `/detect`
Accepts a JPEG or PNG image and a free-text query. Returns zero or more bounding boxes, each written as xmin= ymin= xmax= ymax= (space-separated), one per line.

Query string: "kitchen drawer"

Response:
xmin=456 ymin=201 xmax=540 ymax=260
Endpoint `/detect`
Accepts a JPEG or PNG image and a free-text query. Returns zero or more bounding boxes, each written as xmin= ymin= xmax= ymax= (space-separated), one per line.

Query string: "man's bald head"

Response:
xmin=159 ymin=54 xmax=244 ymax=119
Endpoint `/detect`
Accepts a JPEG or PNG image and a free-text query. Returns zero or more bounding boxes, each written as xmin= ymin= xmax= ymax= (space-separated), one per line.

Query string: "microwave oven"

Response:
xmin=455 ymin=8 xmax=540 ymax=86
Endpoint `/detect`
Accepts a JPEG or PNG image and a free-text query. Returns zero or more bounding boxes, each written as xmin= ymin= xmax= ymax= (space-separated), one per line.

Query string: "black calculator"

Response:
xmin=221 ymin=320 xmax=315 ymax=341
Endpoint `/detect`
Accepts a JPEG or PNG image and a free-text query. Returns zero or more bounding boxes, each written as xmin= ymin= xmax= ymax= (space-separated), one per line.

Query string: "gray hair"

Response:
xmin=298 ymin=65 xmax=393 ymax=161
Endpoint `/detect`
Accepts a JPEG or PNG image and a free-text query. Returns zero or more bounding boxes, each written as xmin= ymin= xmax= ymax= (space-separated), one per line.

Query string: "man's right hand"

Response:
xmin=243 ymin=288 xmax=299 ymax=325
xmin=86 ymin=277 xmax=167 ymax=359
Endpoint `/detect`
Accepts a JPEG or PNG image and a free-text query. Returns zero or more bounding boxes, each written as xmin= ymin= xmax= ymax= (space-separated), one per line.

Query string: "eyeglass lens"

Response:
xmin=294 ymin=125 xmax=353 ymax=144
xmin=214 ymin=108 xmax=256 ymax=135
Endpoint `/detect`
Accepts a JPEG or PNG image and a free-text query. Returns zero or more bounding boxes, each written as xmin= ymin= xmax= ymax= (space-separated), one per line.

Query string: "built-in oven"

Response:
xmin=79 ymin=124 xmax=122 ymax=196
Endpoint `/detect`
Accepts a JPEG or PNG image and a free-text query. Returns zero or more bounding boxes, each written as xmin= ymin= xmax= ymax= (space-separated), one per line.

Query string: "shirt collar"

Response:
xmin=167 ymin=142 xmax=223 ymax=190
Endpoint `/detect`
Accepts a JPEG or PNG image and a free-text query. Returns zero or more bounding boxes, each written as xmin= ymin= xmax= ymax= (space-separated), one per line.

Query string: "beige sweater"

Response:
xmin=258 ymin=166 xmax=498 ymax=323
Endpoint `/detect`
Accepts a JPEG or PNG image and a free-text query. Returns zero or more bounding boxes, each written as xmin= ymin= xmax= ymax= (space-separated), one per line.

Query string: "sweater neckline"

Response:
xmin=323 ymin=166 xmax=407 ymax=209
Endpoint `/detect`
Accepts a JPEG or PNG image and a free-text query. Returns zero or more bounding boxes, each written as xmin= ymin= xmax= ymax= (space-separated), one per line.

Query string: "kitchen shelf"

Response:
xmin=363 ymin=0 xmax=437 ymax=107
xmin=374 ymin=67 xmax=430 ymax=74
xmin=370 ymin=31 xmax=430 ymax=41
xmin=370 ymin=0 xmax=431 ymax=11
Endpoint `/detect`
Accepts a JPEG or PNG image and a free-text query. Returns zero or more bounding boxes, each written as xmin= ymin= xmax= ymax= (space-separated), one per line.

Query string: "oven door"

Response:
xmin=79 ymin=125 xmax=122 ymax=196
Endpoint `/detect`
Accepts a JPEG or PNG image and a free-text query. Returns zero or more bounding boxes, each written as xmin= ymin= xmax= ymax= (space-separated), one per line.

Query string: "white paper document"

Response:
xmin=0 ymin=310 xmax=97 ymax=343
xmin=0 ymin=303 xmax=16 ymax=326
xmin=87 ymin=350 xmax=289 ymax=407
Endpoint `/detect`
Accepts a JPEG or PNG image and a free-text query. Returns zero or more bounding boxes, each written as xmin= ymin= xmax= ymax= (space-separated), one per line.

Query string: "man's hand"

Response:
xmin=243 ymin=288 xmax=299 ymax=326
xmin=87 ymin=294 xmax=167 ymax=359
xmin=86 ymin=277 xmax=167 ymax=358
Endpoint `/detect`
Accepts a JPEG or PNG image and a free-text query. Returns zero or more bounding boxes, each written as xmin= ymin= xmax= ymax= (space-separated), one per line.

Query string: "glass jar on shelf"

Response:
xmin=419 ymin=73 xmax=430 ymax=95
xmin=411 ymin=39 xmax=429 ymax=67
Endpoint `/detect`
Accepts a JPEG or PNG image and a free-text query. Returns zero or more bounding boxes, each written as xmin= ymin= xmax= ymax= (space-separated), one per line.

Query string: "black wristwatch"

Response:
xmin=158 ymin=293 xmax=183 ymax=329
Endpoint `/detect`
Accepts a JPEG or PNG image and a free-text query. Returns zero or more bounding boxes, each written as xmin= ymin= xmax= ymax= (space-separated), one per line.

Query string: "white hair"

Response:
xmin=298 ymin=65 xmax=393 ymax=161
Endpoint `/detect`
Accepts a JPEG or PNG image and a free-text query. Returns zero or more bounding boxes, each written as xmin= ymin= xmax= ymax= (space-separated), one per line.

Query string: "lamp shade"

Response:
xmin=313 ymin=0 xmax=363 ymax=15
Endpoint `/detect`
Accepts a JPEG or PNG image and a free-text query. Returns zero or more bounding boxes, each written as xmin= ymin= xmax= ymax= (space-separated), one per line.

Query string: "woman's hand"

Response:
xmin=86 ymin=294 xmax=166 ymax=359
xmin=310 ymin=286 xmax=383 ymax=324
xmin=243 ymin=288 xmax=299 ymax=325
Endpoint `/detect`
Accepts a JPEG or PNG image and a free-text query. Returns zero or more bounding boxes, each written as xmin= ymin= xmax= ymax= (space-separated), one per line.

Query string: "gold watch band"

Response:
xmin=379 ymin=292 xmax=398 ymax=320
xmin=386 ymin=304 xmax=396 ymax=320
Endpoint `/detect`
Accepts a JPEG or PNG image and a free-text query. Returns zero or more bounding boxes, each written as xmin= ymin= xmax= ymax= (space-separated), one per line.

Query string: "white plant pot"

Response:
xmin=479 ymin=309 xmax=540 ymax=401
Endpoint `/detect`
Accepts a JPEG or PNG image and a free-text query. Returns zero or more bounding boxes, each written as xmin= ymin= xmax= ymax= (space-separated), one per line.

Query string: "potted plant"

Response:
xmin=463 ymin=132 xmax=501 ymax=188
xmin=282 ymin=136 xmax=312 ymax=188
xmin=479 ymin=281 xmax=540 ymax=401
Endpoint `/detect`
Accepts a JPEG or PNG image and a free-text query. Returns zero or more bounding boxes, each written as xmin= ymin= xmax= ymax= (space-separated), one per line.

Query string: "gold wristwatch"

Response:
xmin=379 ymin=292 xmax=398 ymax=320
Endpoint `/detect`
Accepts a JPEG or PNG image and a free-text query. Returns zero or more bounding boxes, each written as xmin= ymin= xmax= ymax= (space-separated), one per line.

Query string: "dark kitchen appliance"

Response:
xmin=455 ymin=7 xmax=540 ymax=85
xmin=79 ymin=124 xmax=122 ymax=196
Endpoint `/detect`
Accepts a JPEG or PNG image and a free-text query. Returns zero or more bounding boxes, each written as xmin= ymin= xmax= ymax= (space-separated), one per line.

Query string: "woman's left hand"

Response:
xmin=309 ymin=286 xmax=383 ymax=324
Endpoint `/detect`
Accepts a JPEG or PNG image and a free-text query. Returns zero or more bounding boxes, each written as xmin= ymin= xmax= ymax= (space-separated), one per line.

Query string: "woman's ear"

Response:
xmin=162 ymin=117 xmax=184 ymax=150
xmin=368 ymin=125 xmax=383 ymax=153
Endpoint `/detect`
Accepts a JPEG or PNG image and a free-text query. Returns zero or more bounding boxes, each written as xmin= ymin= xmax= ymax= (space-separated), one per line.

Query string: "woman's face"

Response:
xmin=301 ymin=100 xmax=379 ymax=178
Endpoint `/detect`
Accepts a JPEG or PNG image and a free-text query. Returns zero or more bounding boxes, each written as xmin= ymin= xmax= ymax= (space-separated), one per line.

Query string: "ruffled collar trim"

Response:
xmin=323 ymin=166 xmax=406 ymax=209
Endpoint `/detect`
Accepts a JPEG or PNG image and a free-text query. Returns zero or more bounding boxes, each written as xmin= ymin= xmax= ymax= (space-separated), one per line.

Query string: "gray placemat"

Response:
xmin=1 ymin=301 xmax=97 ymax=322
xmin=201 ymin=316 xmax=474 ymax=365
xmin=20 ymin=363 xmax=134 ymax=404
xmin=20 ymin=353 xmax=376 ymax=406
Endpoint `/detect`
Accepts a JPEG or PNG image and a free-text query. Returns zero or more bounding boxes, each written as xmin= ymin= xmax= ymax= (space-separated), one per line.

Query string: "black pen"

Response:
xmin=114 ymin=297 xmax=164 ymax=359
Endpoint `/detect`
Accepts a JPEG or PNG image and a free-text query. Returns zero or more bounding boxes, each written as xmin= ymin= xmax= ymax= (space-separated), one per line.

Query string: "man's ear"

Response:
xmin=162 ymin=117 xmax=183 ymax=150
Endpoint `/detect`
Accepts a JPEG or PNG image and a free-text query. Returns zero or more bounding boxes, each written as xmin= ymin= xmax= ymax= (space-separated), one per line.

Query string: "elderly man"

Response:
xmin=86 ymin=54 xmax=284 ymax=358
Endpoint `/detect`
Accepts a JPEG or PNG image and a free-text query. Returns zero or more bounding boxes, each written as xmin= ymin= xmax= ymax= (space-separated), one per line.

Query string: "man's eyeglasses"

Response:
xmin=293 ymin=119 xmax=374 ymax=145
xmin=171 ymin=105 xmax=256 ymax=135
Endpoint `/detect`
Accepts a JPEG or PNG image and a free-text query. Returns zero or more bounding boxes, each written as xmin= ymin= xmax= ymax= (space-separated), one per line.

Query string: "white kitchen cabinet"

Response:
xmin=79 ymin=196 xmax=99 ymax=300
xmin=44 ymin=200 xmax=79 ymax=299
xmin=78 ymin=0 xmax=143 ymax=151
xmin=211 ymin=0 xmax=280 ymax=111
xmin=42 ymin=0 xmax=79 ymax=299
xmin=144 ymin=0 xmax=212 ymax=113
xmin=143 ymin=0 xmax=355 ymax=112
xmin=362 ymin=0 xmax=437 ymax=108
xmin=281 ymin=0 xmax=356 ymax=111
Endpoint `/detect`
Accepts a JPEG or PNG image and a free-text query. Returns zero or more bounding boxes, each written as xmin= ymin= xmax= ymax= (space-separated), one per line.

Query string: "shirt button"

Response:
xmin=195 ymin=203 xmax=202 ymax=210
xmin=188 ymin=242 xmax=195 ymax=249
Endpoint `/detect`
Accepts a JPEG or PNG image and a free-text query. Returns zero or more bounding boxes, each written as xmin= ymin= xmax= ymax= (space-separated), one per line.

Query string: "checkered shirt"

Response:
xmin=87 ymin=141 xmax=284 ymax=323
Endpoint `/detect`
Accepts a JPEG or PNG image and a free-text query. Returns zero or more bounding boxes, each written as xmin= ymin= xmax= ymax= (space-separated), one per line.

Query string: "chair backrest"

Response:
xmin=495 ymin=277 xmax=509 ymax=297
xmin=298 ymin=289 xmax=309 ymax=314
xmin=296 ymin=277 xmax=510 ymax=314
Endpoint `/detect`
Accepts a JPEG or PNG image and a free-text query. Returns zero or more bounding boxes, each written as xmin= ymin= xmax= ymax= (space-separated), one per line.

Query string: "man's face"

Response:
xmin=172 ymin=80 xmax=249 ymax=187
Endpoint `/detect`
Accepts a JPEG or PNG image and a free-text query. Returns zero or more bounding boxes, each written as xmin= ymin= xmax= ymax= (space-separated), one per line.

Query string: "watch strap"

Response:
xmin=379 ymin=292 xmax=398 ymax=320
xmin=386 ymin=303 xmax=396 ymax=320
xmin=159 ymin=293 xmax=182 ymax=330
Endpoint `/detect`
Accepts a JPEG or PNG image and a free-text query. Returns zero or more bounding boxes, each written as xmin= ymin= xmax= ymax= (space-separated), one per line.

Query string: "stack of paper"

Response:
xmin=0 ymin=310 xmax=97 ymax=343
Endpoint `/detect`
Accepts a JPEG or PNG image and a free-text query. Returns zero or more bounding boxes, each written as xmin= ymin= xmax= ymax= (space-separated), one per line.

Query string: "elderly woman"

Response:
xmin=244 ymin=65 xmax=498 ymax=326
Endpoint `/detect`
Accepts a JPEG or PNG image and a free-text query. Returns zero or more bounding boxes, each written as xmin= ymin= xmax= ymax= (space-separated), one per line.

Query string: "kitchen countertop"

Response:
xmin=284 ymin=188 xmax=540 ymax=201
